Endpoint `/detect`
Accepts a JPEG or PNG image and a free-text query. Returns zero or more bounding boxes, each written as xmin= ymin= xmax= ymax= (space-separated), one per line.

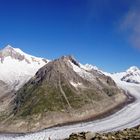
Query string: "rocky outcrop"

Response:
xmin=66 ymin=125 xmax=140 ymax=140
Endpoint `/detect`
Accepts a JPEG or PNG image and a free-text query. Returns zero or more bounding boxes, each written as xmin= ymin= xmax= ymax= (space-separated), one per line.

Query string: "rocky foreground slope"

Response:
xmin=65 ymin=125 xmax=140 ymax=140
xmin=0 ymin=55 xmax=127 ymax=133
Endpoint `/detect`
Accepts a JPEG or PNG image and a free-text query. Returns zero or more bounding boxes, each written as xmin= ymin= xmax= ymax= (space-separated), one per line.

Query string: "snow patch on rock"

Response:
xmin=69 ymin=61 xmax=95 ymax=82
xmin=80 ymin=63 xmax=98 ymax=71
xmin=70 ymin=81 xmax=83 ymax=88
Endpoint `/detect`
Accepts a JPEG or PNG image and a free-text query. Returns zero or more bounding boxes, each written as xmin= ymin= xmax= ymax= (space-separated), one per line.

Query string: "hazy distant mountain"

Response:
xmin=2 ymin=56 xmax=126 ymax=133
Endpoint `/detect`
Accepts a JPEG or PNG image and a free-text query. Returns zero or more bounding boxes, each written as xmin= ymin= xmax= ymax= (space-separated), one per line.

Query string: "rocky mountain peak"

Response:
xmin=11 ymin=55 xmax=126 ymax=132
xmin=0 ymin=45 xmax=49 ymax=90
xmin=0 ymin=45 xmax=26 ymax=63
xmin=3 ymin=44 xmax=13 ymax=50
xmin=0 ymin=45 xmax=49 ymax=65
xmin=59 ymin=55 xmax=80 ymax=67
xmin=1 ymin=45 xmax=16 ymax=54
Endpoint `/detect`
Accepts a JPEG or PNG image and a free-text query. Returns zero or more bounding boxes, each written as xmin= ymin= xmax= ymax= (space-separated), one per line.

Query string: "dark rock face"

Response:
xmin=66 ymin=126 xmax=140 ymax=140
xmin=67 ymin=55 xmax=80 ymax=67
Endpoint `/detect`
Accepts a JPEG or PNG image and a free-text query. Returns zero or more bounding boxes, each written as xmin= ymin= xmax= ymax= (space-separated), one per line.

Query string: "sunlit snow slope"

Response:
xmin=0 ymin=45 xmax=49 ymax=90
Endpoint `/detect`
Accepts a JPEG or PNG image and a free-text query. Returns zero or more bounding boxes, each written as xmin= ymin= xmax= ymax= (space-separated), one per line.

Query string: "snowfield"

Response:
xmin=0 ymin=45 xmax=48 ymax=90
xmin=0 ymin=81 xmax=140 ymax=140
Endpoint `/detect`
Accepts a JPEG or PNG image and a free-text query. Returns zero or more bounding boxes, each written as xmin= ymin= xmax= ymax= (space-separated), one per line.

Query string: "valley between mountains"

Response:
xmin=0 ymin=45 xmax=140 ymax=140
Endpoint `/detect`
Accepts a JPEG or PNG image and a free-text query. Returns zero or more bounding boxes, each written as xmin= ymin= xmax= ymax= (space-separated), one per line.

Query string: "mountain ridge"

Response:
xmin=0 ymin=55 xmax=127 ymax=133
xmin=0 ymin=45 xmax=138 ymax=133
xmin=0 ymin=45 xmax=49 ymax=90
xmin=108 ymin=66 xmax=140 ymax=85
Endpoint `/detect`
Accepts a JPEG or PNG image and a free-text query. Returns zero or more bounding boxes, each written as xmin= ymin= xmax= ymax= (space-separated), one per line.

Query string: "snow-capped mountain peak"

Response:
xmin=0 ymin=45 xmax=48 ymax=64
xmin=120 ymin=66 xmax=140 ymax=84
xmin=1 ymin=44 xmax=20 ymax=53
xmin=0 ymin=45 xmax=49 ymax=90
xmin=109 ymin=66 xmax=140 ymax=85
xmin=4 ymin=44 xmax=13 ymax=49
xmin=127 ymin=66 xmax=139 ymax=73
xmin=0 ymin=45 xmax=27 ymax=63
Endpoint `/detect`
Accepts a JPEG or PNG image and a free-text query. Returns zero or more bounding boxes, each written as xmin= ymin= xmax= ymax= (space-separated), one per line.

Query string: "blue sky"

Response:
xmin=0 ymin=0 xmax=140 ymax=72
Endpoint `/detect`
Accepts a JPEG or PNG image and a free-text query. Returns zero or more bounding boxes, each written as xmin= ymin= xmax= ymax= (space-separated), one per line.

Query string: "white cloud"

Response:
xmin=120 ymin=8 xmax=140 ymax=49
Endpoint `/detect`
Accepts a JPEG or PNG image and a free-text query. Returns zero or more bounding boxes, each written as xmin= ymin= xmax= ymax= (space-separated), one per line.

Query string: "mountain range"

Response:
xmin=0 ymin=45 xmax=139 ymax=133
